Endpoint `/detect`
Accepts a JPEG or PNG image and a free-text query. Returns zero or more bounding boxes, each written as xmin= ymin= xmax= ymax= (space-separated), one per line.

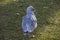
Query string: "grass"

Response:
xmin=0 ymin=0 xmax=60 ymax=40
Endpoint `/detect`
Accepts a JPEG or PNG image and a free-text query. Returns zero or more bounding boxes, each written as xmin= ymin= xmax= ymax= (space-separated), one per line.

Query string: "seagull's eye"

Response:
xmin=32 ymin=8 xmax=34 ymax=11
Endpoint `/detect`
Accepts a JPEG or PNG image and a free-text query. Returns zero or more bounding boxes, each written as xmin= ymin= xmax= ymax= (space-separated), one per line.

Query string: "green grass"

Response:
xmin=0 ymin=0 xmax=60 ymax=40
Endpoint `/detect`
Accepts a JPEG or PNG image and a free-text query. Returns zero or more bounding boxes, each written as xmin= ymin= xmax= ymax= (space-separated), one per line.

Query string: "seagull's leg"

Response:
xmin=23 ymin=31 xmax=29 ymax=40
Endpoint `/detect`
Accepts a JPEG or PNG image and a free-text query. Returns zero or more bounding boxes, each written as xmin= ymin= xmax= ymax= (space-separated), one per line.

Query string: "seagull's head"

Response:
xmin=26 ymin=6 xmax=35 ymax=14
xmin=28 ymin=6 xmax=35 ymax=12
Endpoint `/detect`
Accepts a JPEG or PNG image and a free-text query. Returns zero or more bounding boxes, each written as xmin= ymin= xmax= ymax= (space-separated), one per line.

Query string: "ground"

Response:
xmin=0 ymin=0 xmax=60 ymax=40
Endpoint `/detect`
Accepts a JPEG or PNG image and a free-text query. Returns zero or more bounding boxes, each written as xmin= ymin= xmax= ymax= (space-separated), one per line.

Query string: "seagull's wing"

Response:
xmin=31 ymin=15 xmax=37 ymax=28
xmin=27 ymin=15 xmax=37 ymax=32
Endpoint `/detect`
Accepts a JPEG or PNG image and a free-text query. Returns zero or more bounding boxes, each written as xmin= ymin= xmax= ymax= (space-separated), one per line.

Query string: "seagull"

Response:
xmin=22 ymin=5 xmax=37 ymax=38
